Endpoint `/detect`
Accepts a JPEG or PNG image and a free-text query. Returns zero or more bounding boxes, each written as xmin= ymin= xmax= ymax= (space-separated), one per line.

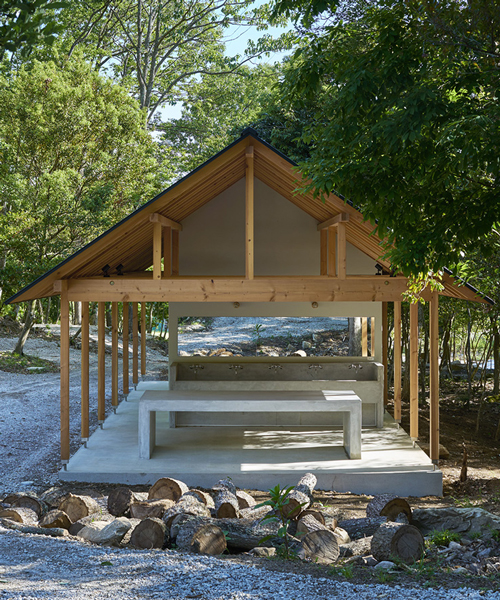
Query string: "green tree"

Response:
xmin=0 ymin=58 xmax=160 ymax=347
xmin=271 ymin=0 xmax=500 ymax=277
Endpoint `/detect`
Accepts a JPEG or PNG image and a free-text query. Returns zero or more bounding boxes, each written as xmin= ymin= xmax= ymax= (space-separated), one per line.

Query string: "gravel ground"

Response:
xmin=1 ymin=526 xmax=499 ymax=600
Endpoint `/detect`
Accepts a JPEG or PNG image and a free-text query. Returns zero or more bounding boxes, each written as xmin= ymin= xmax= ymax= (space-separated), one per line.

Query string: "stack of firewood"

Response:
xmin=0 ymin=475 xmax=424 ymax=564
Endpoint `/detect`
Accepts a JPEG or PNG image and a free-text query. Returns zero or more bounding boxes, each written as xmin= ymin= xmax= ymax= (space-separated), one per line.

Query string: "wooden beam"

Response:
xmin=245 ymin=146 xmax=254 ymax=280
xmin=172 ymin=230 xmax=179 ymax=276
xmin=122 ymin=302 xmax=129 ymax=395
xmin=64 ymin=276 xmax=432 ymax=303
xmin=382 ymin=302 xmax=388 ymax=406
xmin=81 ymin=301 xmax=89 ymax=440
xmin=149 ymin=212 xmax=182 ymax=231
xmin=111 ymin=302 xmax=119 ymax=408
xmin=317 ymin=213 xmax=350 ymax=231
xmin=141 ymin=301 xmax=146 ymax=377
xmin=132 ymin=302 xmax=139 ymax=385
xmin=410 ymin=301 xmax=419 ymax=439
xmin=361 ymin=317 xmax=368 ymax=357
xmin=98 ymin=301 xmax=106 ymax=423
xmin=328 ymin=227 xmax=336 ymax=277
xmin=393 ymin=301 xmax=402 ymax=422
xmin=320 ymin=230 xmax=327 ymax=276
xmin=60 ymin=281 xmax=70 ymax=462
xmin=153 ymin=222 xmax=162 ymax=280
xmin=429 ymin=292 xmax=440 ymax=463
xmin=163 ymin=227 xmax=172 ymax=278
xmin=337 ymin=222 xmax=346 ymax=279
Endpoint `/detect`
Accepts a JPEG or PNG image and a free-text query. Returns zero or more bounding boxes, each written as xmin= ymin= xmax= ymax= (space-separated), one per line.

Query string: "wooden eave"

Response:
xmin=7 ymin=129 xmax=491 ymax=305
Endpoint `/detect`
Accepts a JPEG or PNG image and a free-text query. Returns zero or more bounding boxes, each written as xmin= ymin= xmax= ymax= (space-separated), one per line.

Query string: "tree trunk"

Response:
xmin=130 ymin=517 xmax=168 ymax=549
xmin=58 ymin=494 xmax=100 ymax=523
xmin=298 ymin=529 xmax=339 ymax=563
xmin=366 ymin=495 xmax=412 ymax=522
xmin=493 ymin=317 xmax=499 ymax=395
xmin=176 ymin=522 xmax=227 ymax=555
xmin=73 ymin=301 xmax=82 ymax=325
xmin=371 ymin=522 xmax=424 ymax=563
xmin=148 ymin=477 xmax=189 ymax=501
xmin=349 ymin=317 xmax=362 ymax=356
xmin=13 ymin=300 xmax=35 ymax=355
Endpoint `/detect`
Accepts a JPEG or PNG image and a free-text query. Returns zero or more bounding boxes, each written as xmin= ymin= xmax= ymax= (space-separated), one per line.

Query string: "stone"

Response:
xmin=249 ymin=547 xmax=276 ymax=557
xmin=292 ymin=350 xmax=307 ymax=357
xmin=363 ymin=555 xmax=379 ymax=567
xmin=454 ymin=566 xmax=469 ymax=574
xmin=302 ymin=341 xmax=312 ymax=350
xmin=374 ymin=561 xmax=395 ymax=570
xmin=478 ymin=547 xmax=493 ymax=559
xmin=412 ymin=507 xmax=500 ymax=539
xmin=77 ymin=518 xmax=132 ymax=546
xmin=448 ymin=541 xmax=462 ymax=550
xmin=312 ymin=333 xmax=323 ymax=343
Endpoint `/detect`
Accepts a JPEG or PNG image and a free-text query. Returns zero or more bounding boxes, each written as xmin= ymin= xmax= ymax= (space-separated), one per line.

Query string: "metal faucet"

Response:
xmin=309 ymin=364 xmax=323 ymax=377
xmin=189 ymin=364 xmax=204 ymax=376
xmin=229 ymin=364 xmax=243 ymax=375
xmin=348 ymin=363 xmax=363 ymax=375
xmin=268 ymin=364 xmax=283 ymax=374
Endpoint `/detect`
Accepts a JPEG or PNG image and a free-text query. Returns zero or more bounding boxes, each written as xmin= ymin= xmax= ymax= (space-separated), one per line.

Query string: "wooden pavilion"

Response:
xmin=7 ymin=128 xmax=489 ymax=492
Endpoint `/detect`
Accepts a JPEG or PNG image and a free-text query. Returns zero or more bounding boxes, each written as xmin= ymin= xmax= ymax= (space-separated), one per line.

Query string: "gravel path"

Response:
xmin=1 ymin=526 xmax=499 ymax=600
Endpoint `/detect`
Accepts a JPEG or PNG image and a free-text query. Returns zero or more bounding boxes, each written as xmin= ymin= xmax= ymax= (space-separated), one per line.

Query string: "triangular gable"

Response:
xmin=6 ymin=128 xmax=490 ymax=304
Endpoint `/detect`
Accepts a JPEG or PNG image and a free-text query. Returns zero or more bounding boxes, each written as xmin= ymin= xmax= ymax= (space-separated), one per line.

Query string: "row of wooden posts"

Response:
xmin=58 ymin=291 xmax=440 ymax=465
xmin=60 ymin=292 xmax=147 ymax=463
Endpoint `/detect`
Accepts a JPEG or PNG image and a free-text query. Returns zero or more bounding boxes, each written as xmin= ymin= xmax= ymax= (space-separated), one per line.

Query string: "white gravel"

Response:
xmin=1 ymin=526 xmax=499 ymax=600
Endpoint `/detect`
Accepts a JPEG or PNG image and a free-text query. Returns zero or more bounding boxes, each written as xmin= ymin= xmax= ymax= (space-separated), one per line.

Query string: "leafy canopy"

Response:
xmin=272 ymin=0 xmax=500 ymax=276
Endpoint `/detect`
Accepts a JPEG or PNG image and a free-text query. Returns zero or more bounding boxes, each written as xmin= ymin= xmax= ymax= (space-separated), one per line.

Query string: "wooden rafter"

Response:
xmin=149 ymin=213 xmax=183 ymax=230
xmin=317 ymin=213 xmax=350 ymax=230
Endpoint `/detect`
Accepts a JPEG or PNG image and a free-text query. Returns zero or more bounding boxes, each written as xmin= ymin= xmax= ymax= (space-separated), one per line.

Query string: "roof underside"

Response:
xmin=7 ymin=130 xmax=489 ymax=305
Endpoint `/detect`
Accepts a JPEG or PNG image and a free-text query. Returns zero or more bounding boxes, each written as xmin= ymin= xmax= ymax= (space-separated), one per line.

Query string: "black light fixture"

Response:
xmin=102 ymin=264 xmax=111 ymax=277
xmin=116 ymin=263 xmax=124 ymax=276
xmin=375 ymin=264 xmax=384 ymax=276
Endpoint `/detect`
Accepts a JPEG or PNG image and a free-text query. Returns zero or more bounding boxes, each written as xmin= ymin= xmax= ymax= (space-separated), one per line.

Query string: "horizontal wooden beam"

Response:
xmin=317 ymin=213 xmax=350 ymax=231
xmin=149 ymin=213 xmax=183 ymax=231
xmin=58 ymin=276 xmax=435 ymax=303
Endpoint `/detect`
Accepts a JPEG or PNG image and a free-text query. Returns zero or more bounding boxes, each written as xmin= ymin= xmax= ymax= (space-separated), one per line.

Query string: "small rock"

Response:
xmin=292 ymin=350 xmax=307 ymax=357
xmin=363 ymin=555 xmax=378 ymax=567
xmin=312 ymin=333 xmax=322 ymax=343
xmin=454 ymin=566 xmax=469 ymax=574
xmin=374 ymin=560 xmax=395 ymax=570
xmin=77 ymin=518 xmax=132 ymax=546
xmin=302 ymin=341 xmax=312 ymax=350
xmin=448 ymin=541 xmax=462 ymax=550
xmin=249 ymin=547 xmax=276 ymax=557
xmin=478 ymin=547 xmax=493 ymax=559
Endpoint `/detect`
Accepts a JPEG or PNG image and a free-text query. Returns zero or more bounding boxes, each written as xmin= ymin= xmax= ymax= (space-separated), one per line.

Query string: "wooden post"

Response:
xmin=60 ymin=281 xmax=70 ymax=463
xmin=410 ymin=301 xmax=419 ymax=440
xmin=393 ymin=301 xmax=402 ymax=423
xmin=245 ymin=146 xmax=254 ymax=279
xmin=328 ymin=227 xmax=336 ymax=277
xmin=320 ymin=230 xmax=327 ymax=276
xmin=371 ymin=316 xmax=376 ymax=357
xmin=132 ymin=302 xmax=139 ymax=386
xmin=122 ymin=302 xmax=129 ymax=396
xmin=382 ymin=302 xmax=388 ymax=406
xmin=153 ymin=222 xmax=162 ymax=280
xmin=361 ymin=317 xmax=368 ymax=357
xmin=111 ymin=302 xmax=119 ymax=408
xmin=429 ymin=292 xmax=440 ymax=463
xmin=141 ymin=301 xmax=146 ymax=377
xmin=172 ymin=230 xmax=179 ymax=276
xmin=163 ymin=227 xmax=172 ymax=277
xmin=81 ymin=301 xmax=89 ymax=441
xmin=98 ymin=301 xmax=106 ymax=424
xmin=337 ymin=222 xmax=346 ymax=279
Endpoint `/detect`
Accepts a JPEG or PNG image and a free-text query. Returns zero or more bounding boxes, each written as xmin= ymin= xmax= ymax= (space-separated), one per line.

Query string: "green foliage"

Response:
xmin=255 ymin=484 xmax=299 ymax=559
xmin=330 ymin=562 xmax=354 ymax=579
xmin=272 ymin=0 xmax=500 ymax=276
xmin=0 ymin=57 xmax=160 ymax=304
xmin=0 ymin=351 xmax=58 ymax=374
xmin=374 ymin=568 xmax=395 ymax=584
xmin=427 ymin=529 xmax=462 ymax=547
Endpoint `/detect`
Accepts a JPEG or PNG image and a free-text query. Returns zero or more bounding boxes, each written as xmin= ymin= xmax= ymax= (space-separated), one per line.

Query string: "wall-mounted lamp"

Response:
xmin=311 ymin=302 xmax=319 ymax=309
xmin=102 ymin=264 xmax=111 ymax=277
xmin=233 ymin=302 xmax=240 ymax=309
xmin=116 ymin=264 xmax=124 ymax=276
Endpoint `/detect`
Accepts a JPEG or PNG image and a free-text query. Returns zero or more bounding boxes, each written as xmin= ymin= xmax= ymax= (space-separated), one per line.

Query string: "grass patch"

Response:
xmin=0 ymin=351 xmax=59 ymax=374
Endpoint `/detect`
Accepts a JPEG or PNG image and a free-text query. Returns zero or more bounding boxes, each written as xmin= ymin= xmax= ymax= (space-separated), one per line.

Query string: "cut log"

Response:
xmin=282 ymin=473 xmax=317 ymax=519
xmin=332 ymin=527 xmax=350 ymax=545
xmin=130 ymin=499 xmax=174 ymax=520
xmin=40 ymin=487 xmax=69 ymax=509
xmin=215 ymin=487 xmax=240 ymax=519
xmin=130 ymin=517 xmax=168 ymax=549
xmin=108 ymin=488 xmax=145 ymax=517
xmin=371 ymin=522 xmax=424 ymax=564
xmin=338 ymin=517 xmax=387 ymax=540
xmin=3 ymin=494 xmax=47 ymax=518
xmin=0 ymin=507 xmax=38 ymax=525
xmin=297 ymin=513 xmax=328 ymax=537
xmin=339 ymin=536 xmax=372 ymax=558
xmin=59 ymin=494 xmax=100 ymax=523
xmin=190 ymin=489 xmax=215 ymax=510
xmin=148 ymin=477 xmax=189 ymax=501
xmin=366 ymin=495 xmax=412 ymax=523
xmin=236 ymin=490 xmax=256 ymax=510
xmin=119 ymin=518 xmax=141 ymax=546
xmin=213 ymin=478 xmax=237 ymax=495
xmin=0 ymin=518 xmax=68 ymax=538
xmin=301 ymin=510 xmax=326 ymax=526
xmin=240 ymin=504 xmax=272 ymax=521
xmin=39 ymin=510 xmax=72 ymax=530
xmin=163 ymin=492 xmax=211 ymax=528
xmin=298 ymin=529 xmax=339 ymax=564
xmin=176 ymin=522 xmax=227 ymax=555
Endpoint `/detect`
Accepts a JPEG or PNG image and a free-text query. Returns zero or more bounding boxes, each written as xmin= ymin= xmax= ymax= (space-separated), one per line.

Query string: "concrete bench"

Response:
xmin=138 ymin=390 xmax=362 ymax=460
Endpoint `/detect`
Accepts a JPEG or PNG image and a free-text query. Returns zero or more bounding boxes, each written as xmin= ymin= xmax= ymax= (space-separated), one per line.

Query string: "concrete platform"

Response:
xmin=60 ymin=382 xmax=443 ymax=496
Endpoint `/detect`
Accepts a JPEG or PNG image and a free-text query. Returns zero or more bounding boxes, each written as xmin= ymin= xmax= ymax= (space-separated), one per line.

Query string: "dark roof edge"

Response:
xmin=443 ymin=267 xmax=494 ymax=305
xmin=6 ymin=128 xmax=273 ymax=304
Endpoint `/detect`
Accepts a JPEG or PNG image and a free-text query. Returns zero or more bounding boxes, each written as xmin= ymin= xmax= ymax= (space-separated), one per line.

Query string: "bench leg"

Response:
xmin=139 ymin=404 xmax=156 ymax=459
xmin=343 ymin=407 xmax=362 ymax=459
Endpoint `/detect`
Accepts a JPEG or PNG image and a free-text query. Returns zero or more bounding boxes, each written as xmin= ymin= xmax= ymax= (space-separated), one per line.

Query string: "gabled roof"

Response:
xmin=7 ymin=128 xmax=491 ymax=304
